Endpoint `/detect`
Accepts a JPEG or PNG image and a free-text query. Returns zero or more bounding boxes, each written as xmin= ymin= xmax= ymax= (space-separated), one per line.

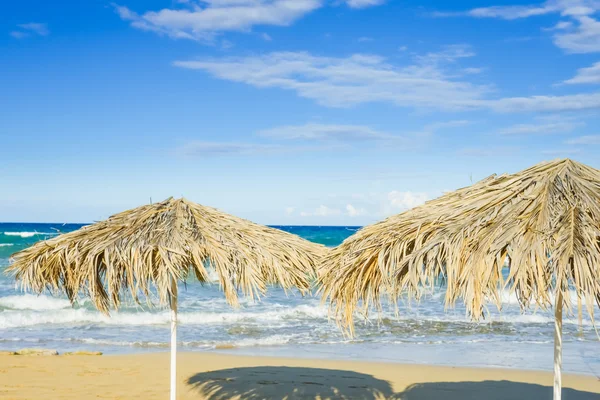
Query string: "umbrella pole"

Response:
xmin=170 ymin=278 xmax=178 ymax=400
xmin=553 ymin=291 xmax=563 ymax=400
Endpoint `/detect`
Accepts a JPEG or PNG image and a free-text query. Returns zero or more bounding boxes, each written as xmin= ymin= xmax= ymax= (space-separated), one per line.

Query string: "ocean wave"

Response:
xmin=68 ymin=338 xmax=170 ymax=348
xmin=0 ymin=304 xmax=330 ymax=329
xmin=10 ymin=334 xmax=310 ymax=349
xmin=0 ymin=244 xmax=14 ymax=247
xmin=0 ymin=303 xmax=593 ymax=330
xmin=0 ymin=294 xmax=71 ymax=311
xmin=3 ymin=232 xmax=58 ymax=238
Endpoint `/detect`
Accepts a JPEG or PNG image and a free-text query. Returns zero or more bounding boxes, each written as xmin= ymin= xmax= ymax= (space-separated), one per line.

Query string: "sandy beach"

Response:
xmin=1 ymin=352 xmax=599 ymax=399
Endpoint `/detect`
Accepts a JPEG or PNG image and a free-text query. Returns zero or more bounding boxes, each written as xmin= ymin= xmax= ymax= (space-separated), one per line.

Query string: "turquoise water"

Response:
xmin=0 ymin=223 xmax=598 ymax=376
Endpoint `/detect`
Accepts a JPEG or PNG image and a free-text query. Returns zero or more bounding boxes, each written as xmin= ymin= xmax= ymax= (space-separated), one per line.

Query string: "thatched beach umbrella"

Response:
xmin=319 ymin=159 xmax=600 ymax=400
xmin=7 ymin=197 xmax=325 ymax=400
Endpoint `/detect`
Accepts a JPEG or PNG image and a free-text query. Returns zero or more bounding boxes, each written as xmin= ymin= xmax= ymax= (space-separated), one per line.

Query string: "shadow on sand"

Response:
xmin=187 ymin=366 xmax=393 ymax=399
xmin=187 ymin=366 xmax=600 ymax=400
xmin=397 ymin=381 xmax=600 ymax=400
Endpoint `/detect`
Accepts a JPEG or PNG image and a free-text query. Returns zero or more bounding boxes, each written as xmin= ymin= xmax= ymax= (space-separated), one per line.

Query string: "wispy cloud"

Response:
xmin=541 ymin=148 xmax=582 ymax=155
xmin=433 ymin=1 xmax=600 ymax=54
xmin=345 ymin=0 xmax=385 ymax=9
xmin=415 ymin=44 xmax=475 ymax=64
xmin=175 ymin=50 xmax=600 ymax=112
xmin=9 ymin=31 xmax=28 ymax=39
xmin=261 ymin=120 xmax=470 ymax=147
xmin=112 ymin=0 xmax=321 ymax=42
xmin=177 ymin=121 xmax=453 ymax=158
xmin=486 ymin=93 xmax=600 ymax=112
xmin=459 ymin=146 xmax=521 ymax=157
xmin=432 ymin=3 xmax=558 ymax=20
xmin=10 ymin=22 xmax=49 ymax=39
xmin=113 ymin=0 xmax=384 ymax=42
xmin=498 ymin=120 xmax=582 ymax=135
xmin=564 ymin=61 xmax=600 ymax=84
xmin=174 ymin=48 xmax=490 ymax=110
xmin=177 ymin=141 xmax=286 ymax=156
xmin=258 ymin=123 xmax=398 ymax=142
xmin=566 ymin=134 xmax=600 ymax=144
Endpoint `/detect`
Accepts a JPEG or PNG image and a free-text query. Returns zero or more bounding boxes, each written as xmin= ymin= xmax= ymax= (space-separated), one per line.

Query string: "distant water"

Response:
xmin=0 ymin=222 xmax=598 ymax=376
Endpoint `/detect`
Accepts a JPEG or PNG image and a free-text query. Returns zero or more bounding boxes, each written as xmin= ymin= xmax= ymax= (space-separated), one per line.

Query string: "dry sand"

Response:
xmin=1 ymin=352 xmax=599 ymax=399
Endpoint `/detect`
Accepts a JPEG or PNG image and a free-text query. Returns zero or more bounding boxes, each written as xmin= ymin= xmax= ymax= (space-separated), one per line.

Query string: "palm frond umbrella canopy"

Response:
xmin=7 ymin=197 xmax=325 ymax=400
xmin=319 ymin=159 xmax=600 ymax=400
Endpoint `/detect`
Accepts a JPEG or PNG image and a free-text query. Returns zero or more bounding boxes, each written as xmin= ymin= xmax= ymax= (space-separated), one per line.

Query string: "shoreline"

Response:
xmin=1 ymin=352 xmax=599 ymax=399
xmin=2 ymin=339 xmax=600 ymax=377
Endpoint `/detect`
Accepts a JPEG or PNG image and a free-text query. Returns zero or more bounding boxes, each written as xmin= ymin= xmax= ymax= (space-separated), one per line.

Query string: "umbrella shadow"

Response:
xmin=186 ymin=366 xmax=394 ymax=399
xmin=394 ymin=380 xmax=600 ymax=399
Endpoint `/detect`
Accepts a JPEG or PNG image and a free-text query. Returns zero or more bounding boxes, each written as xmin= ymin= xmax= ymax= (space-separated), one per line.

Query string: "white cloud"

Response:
xmin=299 ymin=205 xmax=341 ymax=217
xmin=113 ymin=0 xmax=322 ymax=42
xmin=18 ymin=23 xmax=49 ymax=36
xmin=459 ymin=146 xmax=521 ymax=157
xmin=294 ymin=190 xmax=431 ymax=221
xmin=547 ymin=20 xmax=575 ymax=30
xmin=259 ymin=123 xmax=397 ymax=141
xmin=175 ymin=50 xmax=600 ymax=112
xmin=346 ymin=204 xmax=366 ymax=217
xmin=463 ymin=67 xmax=484 ymax=74
xmin=9 ymin=31 xmax=28 ymax=39
xmin=554 ymin=15 xmax=600 ymax=53
xmin=346 ymin=0 xmax=385 ymax=8
xmin=434 ymin=1 xmax=600 ymax=54
xmin=498 ymin=120 xmax=582 ymax=135
xmin=285 ymin=206 xmax=295 ymax=215
xmin=174 ymin=49 xmax=491 ymax=109
xmin=261 ymin=32 xmax=273 ymax=41
xmin=566 ymin=134 xmax=600 ymax=144
xmin=564 ymin=61 xmax=600 ymax=84
xmin=113 ymin=0 xmax=384 ymax=41
xmin=541 ymin=148 xmax=582 ymax=155
xmin=415 ymin=44 xmax=475 ymax=64
xmin=433 ymin=1 xmax=593 ymax=20
xmin=487 ymin=92 xmax=600 ymax=112
xmin=424 ymin=120 xmax=472 ymax=131
xmin=177 ymin=141 xmax=285 ymax=155
xmin=10 ymin=22 xmax=49 ymax=38
xmin=358 ymin=36 xmax=374 ymax=42
xmin=177 ymin=120 xmax=467 ymax=158
xmin=387 ymin=191 xmax=428 ymax=211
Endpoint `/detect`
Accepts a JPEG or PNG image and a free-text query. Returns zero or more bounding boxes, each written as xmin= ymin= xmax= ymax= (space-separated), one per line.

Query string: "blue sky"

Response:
xmin=1 ymin=0 xmax=600 ymax=225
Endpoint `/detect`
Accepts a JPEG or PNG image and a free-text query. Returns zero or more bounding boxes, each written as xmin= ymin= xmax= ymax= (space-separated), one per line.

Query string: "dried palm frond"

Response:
xmin=7 ymin=197 xmax=326 ymax=313
xmin=319 ymin=159 xmax=600 ymax=333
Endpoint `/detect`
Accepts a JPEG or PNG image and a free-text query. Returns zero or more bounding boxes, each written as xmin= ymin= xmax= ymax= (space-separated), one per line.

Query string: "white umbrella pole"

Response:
xmin=553 ymin=291 xmax=563 ymax=400
xmin=170 ymin=278 xmax=178 ymax=400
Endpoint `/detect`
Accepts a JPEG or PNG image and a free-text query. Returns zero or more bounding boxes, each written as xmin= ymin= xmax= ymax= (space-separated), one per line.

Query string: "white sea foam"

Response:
xmin=222 ymin=334 xmax=299 ymax=347
xmin=72 ymin=338 xmax=170 ymax=348
xmin=26 ymin=335 xmax=306 ymax=349
xmin=3 ymin=232 xmax=57 ymax=238
xmin=0 ymin=303 xmax=330 ymax=329
xmin=0 ymin=301 xmax=592 ymax=330
xmin=0 ymin=294 xmax=71 ymax=311
xmin=0 ymin=244 xmax=13 ymax=247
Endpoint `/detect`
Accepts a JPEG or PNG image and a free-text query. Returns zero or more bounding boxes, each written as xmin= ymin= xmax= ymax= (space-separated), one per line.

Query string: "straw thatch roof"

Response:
xmin=8 ymin=198 xmax=326 ymax=313
xmin=319 ymin=159 xmax=600 ymax=332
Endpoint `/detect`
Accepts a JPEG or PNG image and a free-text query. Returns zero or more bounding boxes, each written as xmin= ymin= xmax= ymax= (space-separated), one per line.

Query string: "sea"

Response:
xmin=0 ymin=223 xmax=599 ymax=376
